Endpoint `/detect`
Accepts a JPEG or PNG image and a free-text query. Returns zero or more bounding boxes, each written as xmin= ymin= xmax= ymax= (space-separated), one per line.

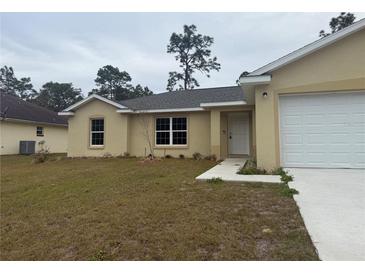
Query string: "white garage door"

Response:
xmin=279 ymin=92 xmax=365 ymax=168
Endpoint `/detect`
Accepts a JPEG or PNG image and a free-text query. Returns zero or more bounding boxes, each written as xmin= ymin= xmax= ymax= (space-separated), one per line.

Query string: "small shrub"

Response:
xmin=244 ymin=159 xmax=257 ymax=169
xmin=204 ymin=154 xmax=217 ymax=161
xmin=281 ymin=173 xmax=294 ymax=184
xmin=165 ymin=154 xmax=173 ymax=159
xmin=273 ymin=168 xmax=294 ymax=183
xmin=179 ymin=154 xmax=185 ymax=159
xmin=193 ymin=152 xmax=202 ymax=160
xmin=206 ymin=177 xmax=224 ymax=184
xmin=272 ymin=167 xmax=286 ymax=176
xmin=238 ymin=167 xmax=267 ymax=175
xmin=280 ymin=184 xmax=299 ymax=197
xmin=32 ymin=142 xmax=50 ymax=164
xmin=238 ymin=163 xmax=294 ymax=183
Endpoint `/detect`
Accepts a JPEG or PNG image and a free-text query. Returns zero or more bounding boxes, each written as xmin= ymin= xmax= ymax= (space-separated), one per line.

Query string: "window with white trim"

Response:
xmin=90 ymin=118 xmax=104 ymax=146
xmin=155 ymin=117 xmax=187 ymax=146
xmin=36 ymin=126 xmax=44 ymax=136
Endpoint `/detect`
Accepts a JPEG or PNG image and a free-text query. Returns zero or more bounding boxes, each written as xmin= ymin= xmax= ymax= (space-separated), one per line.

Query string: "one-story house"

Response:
xmin=0 ymin=92 xmax=68 ymax=155
xmin=59 ymin=19 xmax=365 ymax=170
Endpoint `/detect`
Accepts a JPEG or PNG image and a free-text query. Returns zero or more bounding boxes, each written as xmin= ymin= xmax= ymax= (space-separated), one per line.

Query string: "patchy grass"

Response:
xmin=206 ymin=177 xmax=224 ymax=184
xmin=0 ymin=155 xmax=318 ymax=260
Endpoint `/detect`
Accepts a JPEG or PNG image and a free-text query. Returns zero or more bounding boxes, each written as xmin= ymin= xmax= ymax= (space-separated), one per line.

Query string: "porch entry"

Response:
xmin=227 ymin=113 xmax=250 ymax=155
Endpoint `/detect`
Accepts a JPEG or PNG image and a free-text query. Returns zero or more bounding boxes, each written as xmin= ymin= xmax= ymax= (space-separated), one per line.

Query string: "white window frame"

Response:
xmin=155 ymin=117 xmax=188 ymax=146
xmin=36 ymin=126 xmax=44 ymax=137
xmin=90 ymin=118 xmax=105 ymax=147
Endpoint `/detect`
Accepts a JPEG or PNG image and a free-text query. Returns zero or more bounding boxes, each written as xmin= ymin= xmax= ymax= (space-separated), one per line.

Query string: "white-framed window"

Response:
xmin=36 ymin=126 xmax=44 ymax=137
xmin=155 ymin=117 xmax=187 ymax=146
xmin=90 ymin=118 xmax=104 ymax=146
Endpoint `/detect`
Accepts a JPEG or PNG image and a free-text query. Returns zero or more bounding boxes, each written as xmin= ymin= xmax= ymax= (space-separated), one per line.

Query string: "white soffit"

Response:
xmin=200 ymin=100 xmax=247 ymax=107
xmin=58 ymin=111 xmax=74 ymax=116
xmin=116 ymin=107 xmax=204 ymax=114
xmin=239 ymin=75 xmax=271 ymax=86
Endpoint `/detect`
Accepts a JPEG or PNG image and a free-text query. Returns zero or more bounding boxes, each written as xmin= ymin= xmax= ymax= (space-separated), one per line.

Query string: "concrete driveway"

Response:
xmin=287 ymin=168 xmax=365 ymax=261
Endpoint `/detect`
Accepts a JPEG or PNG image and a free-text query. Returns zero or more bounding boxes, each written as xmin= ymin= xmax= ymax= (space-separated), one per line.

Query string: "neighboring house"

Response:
xmin=0 ymin=92 xmax=68 ymax=155
xmin=59 ymin=19 xmax=365 ymax=170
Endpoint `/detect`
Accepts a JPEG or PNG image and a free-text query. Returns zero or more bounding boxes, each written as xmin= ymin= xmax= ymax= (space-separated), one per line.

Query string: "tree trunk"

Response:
xmin=184 ymin=66 xmax=189 ymax=90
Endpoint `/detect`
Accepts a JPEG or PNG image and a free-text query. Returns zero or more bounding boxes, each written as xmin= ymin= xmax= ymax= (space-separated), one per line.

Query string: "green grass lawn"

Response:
xmin=0 ymin=155 xmax=318 ymax=260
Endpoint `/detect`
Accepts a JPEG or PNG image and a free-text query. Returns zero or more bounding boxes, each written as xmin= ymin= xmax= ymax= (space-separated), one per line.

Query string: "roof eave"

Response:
xmin=1 ymin=117 xmax=68 ymax=127
xmin=200 ymin=100 xmax=247 ymax=107
xmin=58 ymin=111 xmax=75 ymax=116
xmin=239 ymin=75 xmax=271 ymax=86
xmin=116 ymin=107 xmax=205 ymax=114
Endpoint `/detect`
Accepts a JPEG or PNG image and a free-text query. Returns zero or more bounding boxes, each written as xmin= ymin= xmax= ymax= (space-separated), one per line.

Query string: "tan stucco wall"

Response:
xmin=67 ymin=99 xmax=127 ymax=157
xmin=129 ymin=112 xmax=211 ymax=158
xmin=0 ymin=120 xmax=67 ymax=155
xmin=255 ymin=29 xmax=365 ymax=170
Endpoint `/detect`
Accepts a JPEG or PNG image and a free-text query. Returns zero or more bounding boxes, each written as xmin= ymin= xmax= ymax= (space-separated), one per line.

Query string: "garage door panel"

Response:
xmin=353 ymin=134 xmax=365 ymax=143
xmin=306 ymin=152 xmax=326 ymax=164
xmin=303 ymin=114 xmax=326 ymax=124
xmin=284 ymin=134 xmax=303 ymax=144
xmin=330 ymin=152 xmax=350 ymax=163
xmin=279 ymin=92 xmax=365 ymax=168
xmin=328 ymin=134 xmax=349 ymax=144
xmin=352 ymin=113 xmax=365 ymax=125
xmin=282 ymin=115 xmax=302 ymax=126
xmin=354 ymin=144 xmax=365 ymax=153
xmin=305 ymin=146 xmax=329 ymax=153
xmin=307 ymin=134 xmax=327 ymax=144
xmin=326 ymin=114 xmax=349 ymax=125
xmin=353 ymin=153 xmax=365 ymax=168
xmin=327 ymin=144 xmax=351 ymax=152
xmin=284 ymin=153 xmax=304 ymax=164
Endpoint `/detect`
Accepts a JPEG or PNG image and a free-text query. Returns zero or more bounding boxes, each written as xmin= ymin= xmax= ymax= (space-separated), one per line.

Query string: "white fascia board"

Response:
xmin=58 ymin=111 xmax=74 ymax=116
xmin=249 ymin=18 xmax=365 ymax=76
xmin=63 ymin=94 xmax=128 ymax=112
xmin=200 ymin=100 xmax=247 ymax=107
xmin=116 ymin=109 xmax=134 ymax=113
xmin=239 ymin=75 xmax=271 ymax=86
xmin=116 ymin=107 xmax=204 ymax=114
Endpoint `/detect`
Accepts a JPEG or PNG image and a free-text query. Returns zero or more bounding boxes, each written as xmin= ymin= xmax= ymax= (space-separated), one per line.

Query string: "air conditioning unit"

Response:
xmin=19 ymin=141 xmax=36 ymax=155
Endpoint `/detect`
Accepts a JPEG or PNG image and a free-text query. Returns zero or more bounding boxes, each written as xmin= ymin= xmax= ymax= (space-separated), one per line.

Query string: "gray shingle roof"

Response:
xmin=119 ymin=86 xmax=244 ymax=110
xmin=0 ymin=92 xmax=67 ymax=126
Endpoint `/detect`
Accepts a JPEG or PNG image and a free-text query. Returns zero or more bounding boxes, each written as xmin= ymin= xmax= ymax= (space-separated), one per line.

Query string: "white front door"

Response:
xmin=228 ymin=113 xmax=250 ymax=155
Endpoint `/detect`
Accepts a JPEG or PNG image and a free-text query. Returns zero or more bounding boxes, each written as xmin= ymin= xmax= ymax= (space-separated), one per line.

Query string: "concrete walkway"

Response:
xmin=196 ymin=158 xmax=281 ymax=183
xmin=288 ymin=168 xmax=365 ymax=261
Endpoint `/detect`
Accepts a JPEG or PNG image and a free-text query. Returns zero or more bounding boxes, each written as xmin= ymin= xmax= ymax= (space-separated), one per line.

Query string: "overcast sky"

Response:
xmin=1 ymin=12 xmax=364 ymax=95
